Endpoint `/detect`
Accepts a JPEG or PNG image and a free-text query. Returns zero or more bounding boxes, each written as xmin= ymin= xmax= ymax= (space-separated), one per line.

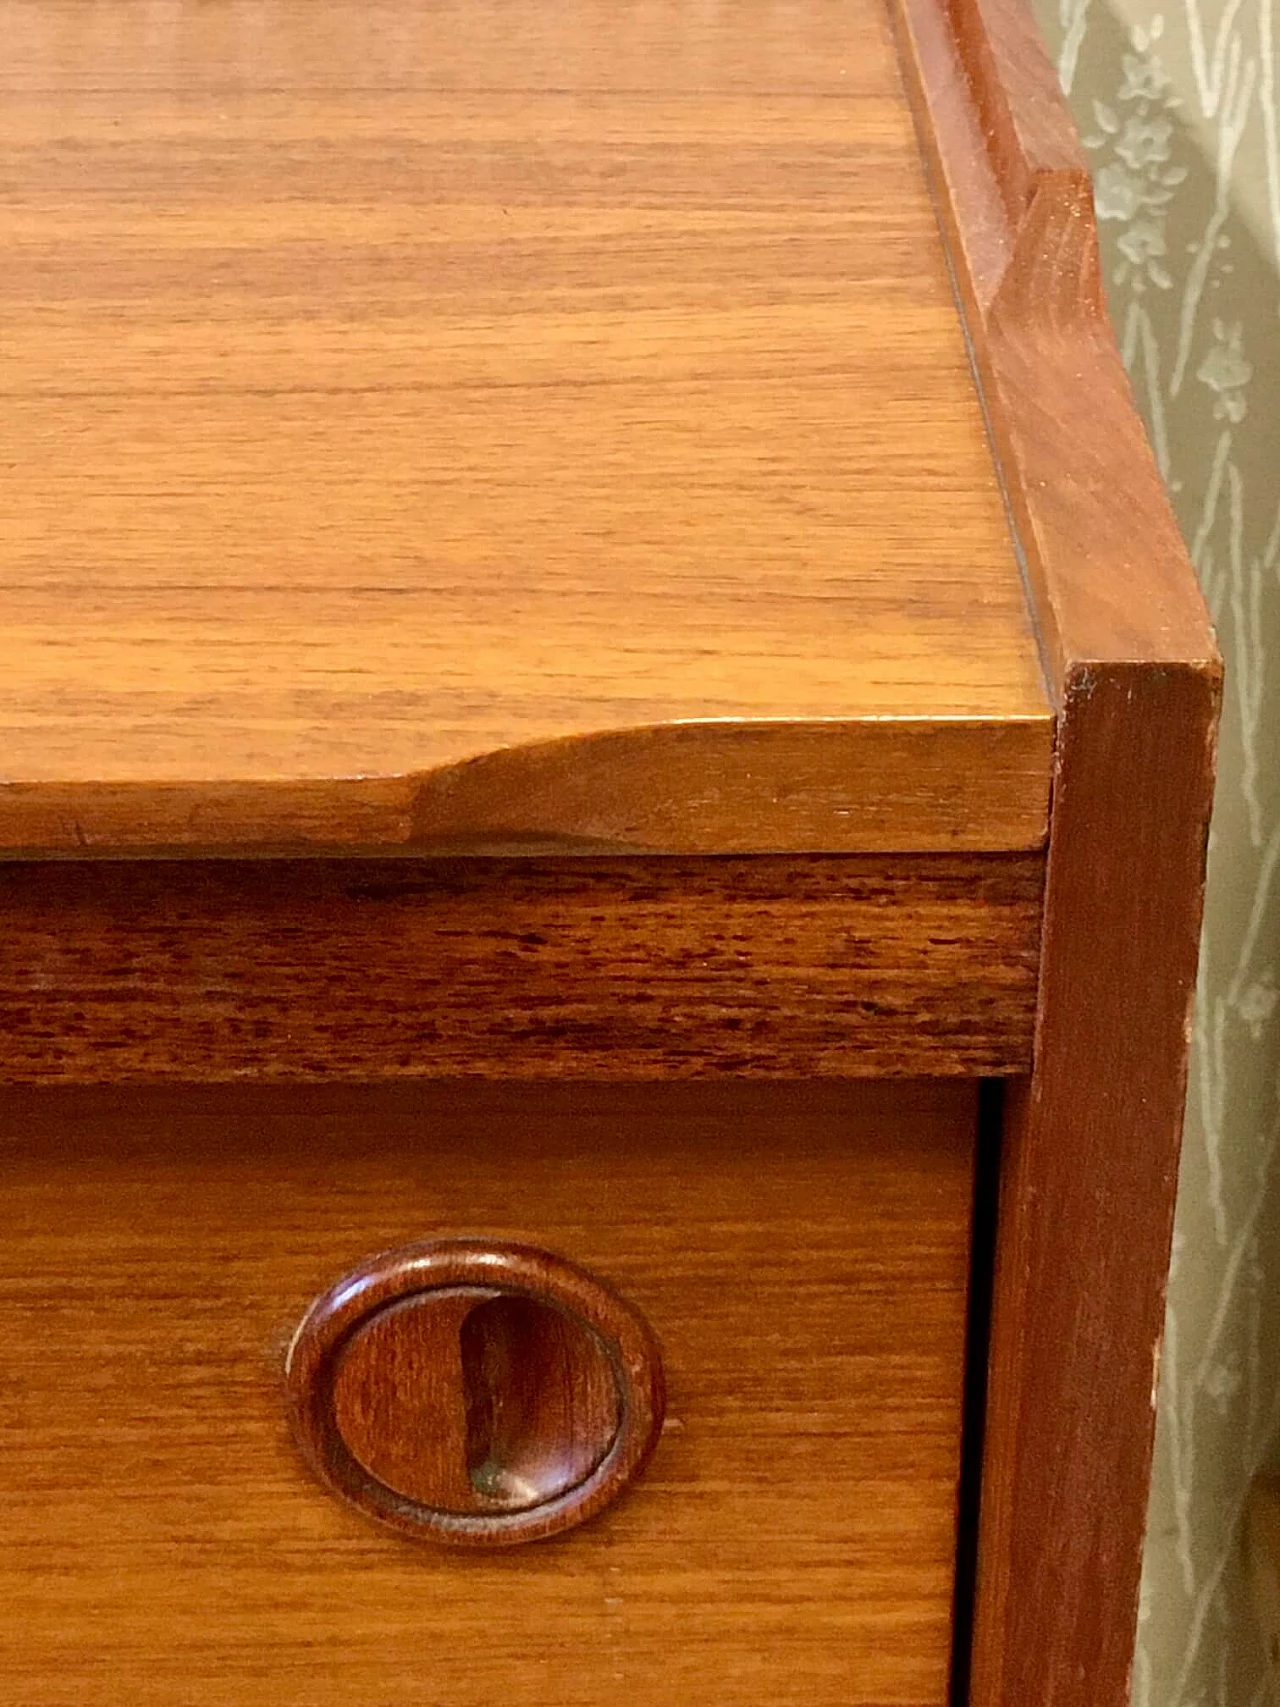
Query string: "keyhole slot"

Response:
xmin=460 ymin=1295 xmax=623 ymax=1507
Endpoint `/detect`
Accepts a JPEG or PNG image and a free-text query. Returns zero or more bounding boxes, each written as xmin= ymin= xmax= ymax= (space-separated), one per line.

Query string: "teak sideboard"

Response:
xmin=0 ymin=2 xmax=1219 ymax=1704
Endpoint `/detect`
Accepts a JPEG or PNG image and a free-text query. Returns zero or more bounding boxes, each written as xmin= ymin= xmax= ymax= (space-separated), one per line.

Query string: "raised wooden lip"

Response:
xmin=891 ymin=0 xmax=1219 ymax=694
xmin=0 ymin=715 xmax=1052 ymax=858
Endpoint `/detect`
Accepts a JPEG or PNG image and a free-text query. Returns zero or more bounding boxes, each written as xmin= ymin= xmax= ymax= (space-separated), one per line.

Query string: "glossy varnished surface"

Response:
xmin=0 ymin=1080 xmax=974 ymax=1705
xmin=0 ymin=0 xmax=1050 ymax=854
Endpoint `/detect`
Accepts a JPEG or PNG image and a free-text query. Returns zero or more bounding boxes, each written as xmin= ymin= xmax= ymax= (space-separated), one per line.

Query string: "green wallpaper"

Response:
xmin=1030 ymin=0 xmax=1280 ymax=1700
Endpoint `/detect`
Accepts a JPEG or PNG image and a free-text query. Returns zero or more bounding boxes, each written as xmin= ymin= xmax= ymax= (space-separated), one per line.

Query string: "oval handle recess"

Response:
xmin=285 ymin=1240 xmax=665 ymax=1546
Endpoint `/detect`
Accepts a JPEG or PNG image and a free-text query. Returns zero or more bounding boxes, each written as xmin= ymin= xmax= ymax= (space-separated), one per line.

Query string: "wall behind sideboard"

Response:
xmin=1029 ymin=0 xmax=1280 ymax=1698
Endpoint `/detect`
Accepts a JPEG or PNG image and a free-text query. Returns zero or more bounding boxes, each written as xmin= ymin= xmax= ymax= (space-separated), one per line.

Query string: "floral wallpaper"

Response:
xmin=1030 ymin=0 xmax=1280 ymax=1699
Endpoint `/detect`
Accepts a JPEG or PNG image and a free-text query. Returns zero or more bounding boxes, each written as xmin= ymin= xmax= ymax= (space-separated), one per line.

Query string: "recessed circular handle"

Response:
xmin=285 ymin=1240 xmax=666 ymax=1546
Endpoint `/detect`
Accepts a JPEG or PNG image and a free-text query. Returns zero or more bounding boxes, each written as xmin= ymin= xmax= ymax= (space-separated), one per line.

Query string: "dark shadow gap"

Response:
xmin=950 ymin=1077 xmax=1006 ymax=1706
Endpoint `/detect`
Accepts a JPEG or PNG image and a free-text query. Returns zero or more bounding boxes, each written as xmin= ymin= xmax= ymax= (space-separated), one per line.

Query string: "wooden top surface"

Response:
xmin=0 ymin=0 xmax=1051 ymax=855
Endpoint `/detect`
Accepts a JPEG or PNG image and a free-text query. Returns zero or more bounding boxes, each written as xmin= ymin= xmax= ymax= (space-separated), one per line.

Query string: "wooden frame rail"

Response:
xmin=892 ymin=0 xmax=1222 ymax=1700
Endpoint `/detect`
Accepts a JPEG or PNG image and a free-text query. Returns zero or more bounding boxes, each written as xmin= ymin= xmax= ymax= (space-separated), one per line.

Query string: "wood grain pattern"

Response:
xmin=891 ymin=0 xmax=1221 ymax=1702
xmin=0 ymin=0 xmax=1051 ymax=856
xmin=0 ymin=853 xmax=1043 ymax=1082
xmin=0 ymin=1078 xmax=975 ymax=1707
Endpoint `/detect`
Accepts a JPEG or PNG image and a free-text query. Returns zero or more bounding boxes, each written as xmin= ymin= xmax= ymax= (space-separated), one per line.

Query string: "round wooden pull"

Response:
xmin=285 ymin=1240 xmax=665 ymax=1545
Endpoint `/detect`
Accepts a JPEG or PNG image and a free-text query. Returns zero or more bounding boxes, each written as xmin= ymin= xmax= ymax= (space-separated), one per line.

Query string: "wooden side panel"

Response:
xmin=1245 ymin=1474 xmax=1280 ymax=1689
xmin=0 ymin=854 xmax=1042 ymax=1081
xmin=969 ymin=673 xmax=1216 ymax=1704
xmin=891 ymin=0 xmax=1221 ymax=1703
xmin=0 ymin=1079 xmax=974 ymax=1707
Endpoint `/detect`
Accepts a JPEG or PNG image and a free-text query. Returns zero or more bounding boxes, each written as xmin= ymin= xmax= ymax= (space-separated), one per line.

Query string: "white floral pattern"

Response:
xmin=1197 ymin=319 xmax=1254 ymax=419
xmin=1082 ymin=25 xmax=1187 ymax=293
xmin=1035 ymin=1 xmax=1280 ymax=1702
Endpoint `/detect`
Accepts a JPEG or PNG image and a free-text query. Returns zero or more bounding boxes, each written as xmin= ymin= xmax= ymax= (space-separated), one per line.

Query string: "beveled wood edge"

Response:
xmin=0 ymin=716 xmax=1052 ymax=858
xmin=890 ymin=3 xmax=1222 ymax=1705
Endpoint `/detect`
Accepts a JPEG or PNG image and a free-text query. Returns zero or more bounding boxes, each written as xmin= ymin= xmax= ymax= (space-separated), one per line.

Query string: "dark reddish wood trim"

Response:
xmin=891 ymin=0 xmax=1221 ymax=1702
xmin=0 ymin=854 xmax=1041 ymax=1082
xmin=972 ymin=672 xmax=1215 ymax=1707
